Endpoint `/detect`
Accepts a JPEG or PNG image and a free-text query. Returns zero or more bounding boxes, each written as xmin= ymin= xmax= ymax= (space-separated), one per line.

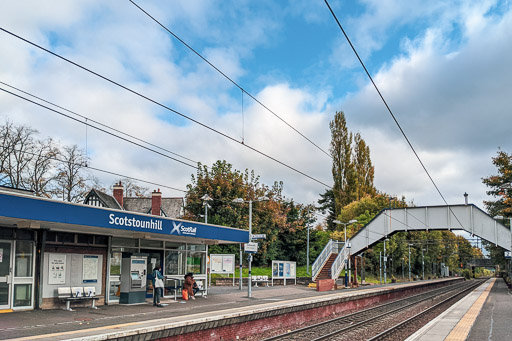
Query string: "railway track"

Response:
xmin=262 ymin=279 xmax=485 ymax=341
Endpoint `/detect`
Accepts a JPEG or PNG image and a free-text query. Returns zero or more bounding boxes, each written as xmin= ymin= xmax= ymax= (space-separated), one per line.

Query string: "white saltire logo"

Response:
xmin=171 ymin=221 xmax=197 ymax=236
xmin=171 ymin=222 xmax=182 ymax=235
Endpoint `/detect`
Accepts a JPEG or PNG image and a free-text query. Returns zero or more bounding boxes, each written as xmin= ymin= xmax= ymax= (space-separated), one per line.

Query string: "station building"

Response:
xmin=0 ymin=185 xmax=248 ymax=311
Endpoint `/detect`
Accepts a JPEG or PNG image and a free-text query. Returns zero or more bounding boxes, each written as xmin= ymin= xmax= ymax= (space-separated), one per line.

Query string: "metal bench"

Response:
xmin=57 ymin=286 xmax=99 ymax=311
xmin=195 ymin=280 xmax=207 ymax=298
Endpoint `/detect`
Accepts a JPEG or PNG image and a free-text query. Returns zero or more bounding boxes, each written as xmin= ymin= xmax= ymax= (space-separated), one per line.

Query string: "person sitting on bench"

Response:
xmin=184 ymin=273 xmax=196 ymax=300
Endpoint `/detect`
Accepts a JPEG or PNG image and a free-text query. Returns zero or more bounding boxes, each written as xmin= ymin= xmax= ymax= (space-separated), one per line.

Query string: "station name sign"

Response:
xmin=109 ymin=213 xmax=163 ymax=230
xmin=108 ymin=213 xmax=198 ymax=236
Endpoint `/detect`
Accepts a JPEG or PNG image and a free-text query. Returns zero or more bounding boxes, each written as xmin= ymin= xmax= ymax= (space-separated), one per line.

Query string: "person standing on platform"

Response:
xmin=184 ymin=273 xmax=196 ymax=300
xmin=152 ymin=266 xmax=165 ymax=307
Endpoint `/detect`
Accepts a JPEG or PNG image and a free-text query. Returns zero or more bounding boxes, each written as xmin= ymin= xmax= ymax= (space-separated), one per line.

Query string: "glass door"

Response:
xmin=12 ymin=241 xmax=35 ymax=310
xmin=0 ymin=241 xmax=12 ymax=310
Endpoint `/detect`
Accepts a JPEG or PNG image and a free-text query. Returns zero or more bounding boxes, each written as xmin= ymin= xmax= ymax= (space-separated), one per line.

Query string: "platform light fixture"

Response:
xmin=201 ymin=194 xmax=212 ymax=224
xmin=333 ymin=219 xmax=357 ymax=287
xmin=233 ymin=196 xmax=269 ymax=298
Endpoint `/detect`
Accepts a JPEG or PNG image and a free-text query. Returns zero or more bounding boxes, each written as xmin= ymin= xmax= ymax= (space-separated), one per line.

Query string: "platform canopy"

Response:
xmin=349 ymin=204 xmax=512 ymax=255
xmin=0 ymin=191 xmax=248 ymax=244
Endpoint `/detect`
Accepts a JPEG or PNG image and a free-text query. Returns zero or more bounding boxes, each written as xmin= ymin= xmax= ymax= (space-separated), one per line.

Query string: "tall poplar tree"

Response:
xmin=353 ymin=132 xmax=376 ymax=200
xmin=329 ymin=111 xmax=356 ymax=217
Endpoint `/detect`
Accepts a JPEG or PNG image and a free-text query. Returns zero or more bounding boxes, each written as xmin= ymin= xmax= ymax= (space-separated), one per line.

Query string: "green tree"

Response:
xmin=482 ymin=149 xmax=512 ymax=218
xmin=185 ymin=160 xmax=318 ymax=266
xmin=482 ymin=149 xmax=511 ymax=267
xmin=353 ymin=133 xmax=376 ymax=200
xmin=317 ymin=189 xmax=335 ymax=230
xmin=330 ymin=111 xmax=356 ymax=216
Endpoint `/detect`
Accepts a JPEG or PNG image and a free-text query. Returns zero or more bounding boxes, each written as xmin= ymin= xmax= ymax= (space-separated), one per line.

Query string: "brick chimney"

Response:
xmin=151 ymin=189 xmax=162 ymax=216
xmin=113 ymin=181 xmax=124 ymax=208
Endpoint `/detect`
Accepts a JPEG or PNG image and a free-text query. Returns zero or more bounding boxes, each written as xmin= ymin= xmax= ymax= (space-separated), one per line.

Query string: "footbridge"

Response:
xmin=312 ymin=204 xmax=511 ymax=282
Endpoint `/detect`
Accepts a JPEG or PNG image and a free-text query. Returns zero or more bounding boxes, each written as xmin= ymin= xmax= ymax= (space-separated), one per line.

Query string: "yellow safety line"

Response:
xmin=0 ymin=309 xmax=14 ymax=313
xmin=445 ymin=278 xmax=495 ymax=341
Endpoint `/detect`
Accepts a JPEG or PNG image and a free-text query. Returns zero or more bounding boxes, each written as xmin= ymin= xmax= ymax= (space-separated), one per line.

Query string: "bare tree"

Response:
xmin=0 ymin=120 xmax=37 ymax=189
xmin=56 ymin=145 xmax=90 ymax=202
xmin=114 ymin=177 xmax=149 ymax=197
xmin=27 ymin=138 xmax=60 ymax=197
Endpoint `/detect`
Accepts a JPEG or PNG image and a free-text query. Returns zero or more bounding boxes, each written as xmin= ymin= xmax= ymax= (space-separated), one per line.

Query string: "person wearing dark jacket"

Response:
xmin=152 ymin=266 xmax=165 ymax=307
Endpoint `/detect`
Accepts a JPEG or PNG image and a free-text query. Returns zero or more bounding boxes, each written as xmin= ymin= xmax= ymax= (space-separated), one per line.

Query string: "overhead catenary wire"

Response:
xmin=0 ymin=81 xmax=198 ymax=165
xmin=0 ymin=146 xmax=187 ymax=193
xmin=128 ymin=0 xmax=332 ymax=159
xmin=0 ymin=87 xmax=198 ymax=169
xmin=0 ymin=27 xmax=331 ymax=188
xmin=323 ymin=0 xmax=466 ymax=230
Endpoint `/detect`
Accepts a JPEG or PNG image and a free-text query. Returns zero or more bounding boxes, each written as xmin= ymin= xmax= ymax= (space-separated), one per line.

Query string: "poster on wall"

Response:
xmin=211 ymin=255 xmax=223 ymax=272
xmin=278 ymin=263 xmax=284 ymax=277
xmin=290 ymin=263 xmax=296 ymax=277
xmin=48 ymin=253 xmax=66 ymax=285
xmin=273 ymin=262 xmax=278 ymax=276
xmin=285 ymin=263 xmax=291 ymax=277
xmin=82 ymin=255 xmax=99 ymax=283
xmin=222 ymin=256 xmax=234 ymax=272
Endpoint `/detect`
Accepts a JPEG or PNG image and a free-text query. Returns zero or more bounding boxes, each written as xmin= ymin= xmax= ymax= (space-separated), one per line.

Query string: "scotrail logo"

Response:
xmin=171 ymin=222 xmax=197 ymax=236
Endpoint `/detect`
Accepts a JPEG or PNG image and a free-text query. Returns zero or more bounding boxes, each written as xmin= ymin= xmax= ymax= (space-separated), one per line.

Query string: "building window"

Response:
xmin=77 ymin=234 xmax=94 ymax=245
xmin=15 ymin=241 xmax=33 ymax=277
xmin=94 ymin=235 xmax=108 ymax=245
xmin=58 ymin=232 xmax=75 ymax=244
xmin=112 ymin=237 xmax=138 ymax=247
xmin=186 ymin=251 xmax=206 ymax=274
xmin=13 ymin=284 xmax=32 ymax=307
xmin=140 ymin=239 xmax=163 ymax=249
xmin=164 ymin=250 xmax=184 ymax=275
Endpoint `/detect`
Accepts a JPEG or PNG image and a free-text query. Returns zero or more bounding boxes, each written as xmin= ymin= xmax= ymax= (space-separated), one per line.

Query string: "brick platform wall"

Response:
xmin=153 ymin=279 xmax=463 ymax=341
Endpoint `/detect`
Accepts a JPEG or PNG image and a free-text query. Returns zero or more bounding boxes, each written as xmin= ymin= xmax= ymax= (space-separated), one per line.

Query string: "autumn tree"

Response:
xmin=185 ymin=160 xmax=326 ymax=266
xmin=321 ymin=112 xmax=376 ymax=230
xmin=482 ymin=149 xmax=512 ymax=218
xmin=482 ymin=149 xmax=511 ymax=268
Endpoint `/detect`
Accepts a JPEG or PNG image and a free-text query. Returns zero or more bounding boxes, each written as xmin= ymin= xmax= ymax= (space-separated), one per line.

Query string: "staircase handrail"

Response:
xmin=312 ymin=239 xmax=335 ymax=281
xmin=331 ymin=242 xmax=350 ymax=281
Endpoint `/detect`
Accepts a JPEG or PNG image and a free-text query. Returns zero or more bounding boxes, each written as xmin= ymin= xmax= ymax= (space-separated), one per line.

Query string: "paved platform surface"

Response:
xmin=407 ymin=278 xmax=512 ymax=341
xmin=0 ymin=278 xmax=459 ymax=341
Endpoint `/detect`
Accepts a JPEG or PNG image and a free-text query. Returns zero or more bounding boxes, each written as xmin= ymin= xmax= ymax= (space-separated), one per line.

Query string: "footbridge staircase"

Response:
xmin=312 ymin=204 xmax=512 ymax=282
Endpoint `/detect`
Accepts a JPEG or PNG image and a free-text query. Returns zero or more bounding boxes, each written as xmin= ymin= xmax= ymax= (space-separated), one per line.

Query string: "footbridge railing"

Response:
xmin=312 ymin=239 xmax=335 ymax=282
xmin=331 ymin=242 xmax=349 ymax=281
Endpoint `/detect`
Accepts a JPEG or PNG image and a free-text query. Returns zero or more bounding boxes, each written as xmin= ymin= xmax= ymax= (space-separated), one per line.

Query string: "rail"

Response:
xmin=312 ymin=239 xmax=334 ymax=281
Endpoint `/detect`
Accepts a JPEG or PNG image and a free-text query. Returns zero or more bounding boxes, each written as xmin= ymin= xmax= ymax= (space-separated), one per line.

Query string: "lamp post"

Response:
xmin=408 ymin=244 xmax=412 ymax=281
xmin=233 ymin=196 xmax=268 ymax=298
xmin=422 ymin=248 xmax=425 ymax=280
xmin=494 ymin=215 xmax=512 ymax=281
xmin=384 ymin=239 xmax=388 ymax=284
xmin=307 ymin=224 xmax=310 ymax=275
xmin=201 ymin=194 xmax=212 ymax=224
xmin=333 ymin=219 xmax=357 ymax=287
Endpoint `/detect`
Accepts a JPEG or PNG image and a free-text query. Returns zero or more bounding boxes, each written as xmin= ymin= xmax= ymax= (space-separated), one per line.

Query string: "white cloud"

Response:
xmin=0 ymin=0 xmax=510 ymax=213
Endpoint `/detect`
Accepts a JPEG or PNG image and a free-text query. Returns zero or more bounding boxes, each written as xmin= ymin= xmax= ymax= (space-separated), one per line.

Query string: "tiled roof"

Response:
xmin=123 ymin=197 xmax=184 ymax=218
xmin=85 ymin=189 xmax=122 ymax=209
xmin=84 ymin=189 xmax=184 ymax=218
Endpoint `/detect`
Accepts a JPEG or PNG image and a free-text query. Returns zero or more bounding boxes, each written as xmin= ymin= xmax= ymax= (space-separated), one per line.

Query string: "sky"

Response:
xmin=0 ymin=0 xmax=511 ymax=218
